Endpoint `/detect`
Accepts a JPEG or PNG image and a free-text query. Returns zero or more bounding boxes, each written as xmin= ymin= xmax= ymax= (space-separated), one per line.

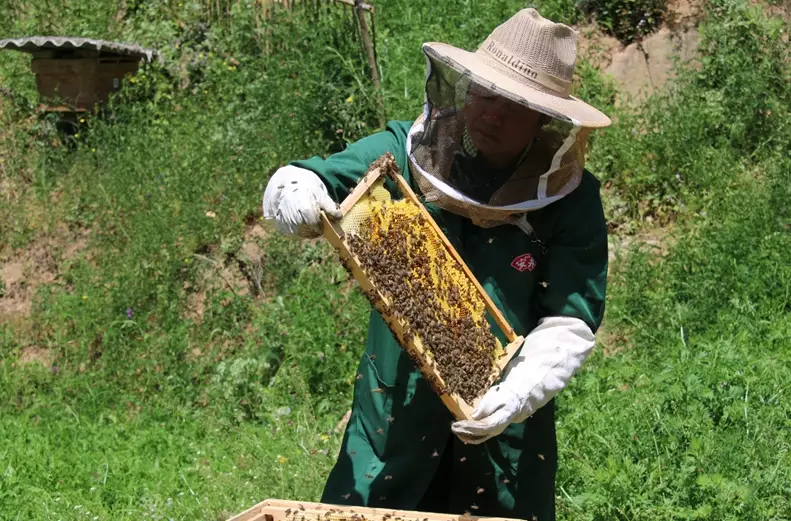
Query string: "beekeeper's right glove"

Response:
xmin=263 ymin=165 xmax=342 ymax=238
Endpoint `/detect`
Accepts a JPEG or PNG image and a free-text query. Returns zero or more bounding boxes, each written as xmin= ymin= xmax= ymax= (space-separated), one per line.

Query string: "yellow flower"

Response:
xmin=320 ymin=434 xmax=330 ymax=442
xmin=345 ymin=95 xmax=354 ymax=104
xmin=276 ymin=456 xmax=288 ymax=464
xmin=82 ymin=295 xmax=88 ymax=300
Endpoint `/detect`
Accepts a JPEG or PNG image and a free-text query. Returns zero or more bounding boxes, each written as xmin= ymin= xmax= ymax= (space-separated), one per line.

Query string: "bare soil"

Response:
xmin=0 ymin=224 xmax=91 ymax=321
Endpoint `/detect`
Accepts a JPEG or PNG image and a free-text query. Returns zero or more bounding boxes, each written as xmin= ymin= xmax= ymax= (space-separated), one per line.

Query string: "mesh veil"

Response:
xmin=407 ymin=52 xmax=591 ymax=228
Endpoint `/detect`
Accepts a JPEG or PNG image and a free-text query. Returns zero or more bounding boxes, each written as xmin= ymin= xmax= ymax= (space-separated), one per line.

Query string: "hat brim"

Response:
xmin=424 ymin=42 xmax=612 ymax=128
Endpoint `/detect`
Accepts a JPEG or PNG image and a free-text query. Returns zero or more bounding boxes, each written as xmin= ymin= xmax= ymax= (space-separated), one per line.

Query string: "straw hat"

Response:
xmin=423 ymin=8 xmax=611 ymax=128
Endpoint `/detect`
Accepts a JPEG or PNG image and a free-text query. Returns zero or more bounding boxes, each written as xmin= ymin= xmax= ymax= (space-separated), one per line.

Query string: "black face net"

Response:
xmin=407 ymin=53 xmax=589 ymax=227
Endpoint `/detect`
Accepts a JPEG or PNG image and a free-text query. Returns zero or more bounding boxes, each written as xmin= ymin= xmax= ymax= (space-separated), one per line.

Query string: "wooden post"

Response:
xmin=354 ymin=0 xmax=386 ymax=128
xmin=254 ymin=0 xmax=260 ymax=42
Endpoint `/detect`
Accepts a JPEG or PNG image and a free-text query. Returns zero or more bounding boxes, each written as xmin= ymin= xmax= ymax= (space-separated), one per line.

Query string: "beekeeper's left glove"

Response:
xmin=451 ymin=316 xmax=595 ymax=445
xmin=263 ymin=165 xmax=342 ymax=238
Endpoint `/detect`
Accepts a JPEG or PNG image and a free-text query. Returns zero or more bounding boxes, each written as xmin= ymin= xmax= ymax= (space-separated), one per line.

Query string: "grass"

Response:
xmin=1 ymin=0 xmax=791 ymax=520
xmin=557 ymin=163 xmax=791 ymax=519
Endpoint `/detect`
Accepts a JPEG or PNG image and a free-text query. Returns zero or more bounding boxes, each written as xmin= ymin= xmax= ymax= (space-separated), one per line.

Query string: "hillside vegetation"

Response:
xmin=1 ymin=0 xmax=790 ymax=520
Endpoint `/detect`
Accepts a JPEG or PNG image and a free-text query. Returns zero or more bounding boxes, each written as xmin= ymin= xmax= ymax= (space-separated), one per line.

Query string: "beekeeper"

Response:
xmin=262 ymin=8 xmax=610 ymax=521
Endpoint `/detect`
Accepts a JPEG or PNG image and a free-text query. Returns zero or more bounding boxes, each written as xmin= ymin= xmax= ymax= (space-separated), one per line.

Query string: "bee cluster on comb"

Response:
xmin=347 ymin=197 xmax=500 ymax=403
xmin=321 ymin=153 xmax=522 ymax=420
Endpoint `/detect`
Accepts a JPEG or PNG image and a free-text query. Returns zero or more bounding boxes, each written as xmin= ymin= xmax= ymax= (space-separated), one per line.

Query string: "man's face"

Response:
xmin=462 ymin=84 xmax=543 ymax=167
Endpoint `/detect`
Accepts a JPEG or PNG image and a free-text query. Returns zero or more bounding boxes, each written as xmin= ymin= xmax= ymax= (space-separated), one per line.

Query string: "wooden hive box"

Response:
xmin=30 ymin=55 xmax=140 ymax=112
xmin=319 ymin=153 xmax=524 ymax=421
xmin=227 ymin=499 xmax=525 ymax=521
xmin=0 ymin=37 xmax=158 ymax=113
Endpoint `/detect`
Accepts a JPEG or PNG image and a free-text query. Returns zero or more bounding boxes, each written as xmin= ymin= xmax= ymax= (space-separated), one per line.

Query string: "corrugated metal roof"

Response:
xmin=0 ymin=36 xmax=158 ymax=62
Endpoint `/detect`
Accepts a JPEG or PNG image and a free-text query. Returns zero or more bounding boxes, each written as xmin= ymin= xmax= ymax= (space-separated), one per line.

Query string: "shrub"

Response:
xmin=578 ymin=0 xmax=668 ymax=43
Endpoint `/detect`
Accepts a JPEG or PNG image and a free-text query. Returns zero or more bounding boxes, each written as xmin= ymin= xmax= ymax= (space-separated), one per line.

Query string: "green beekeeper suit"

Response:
xmin=289 ymin=120 xmax=608 ymax=520
xmin=262 ymin=8 xmax=612 ymax=521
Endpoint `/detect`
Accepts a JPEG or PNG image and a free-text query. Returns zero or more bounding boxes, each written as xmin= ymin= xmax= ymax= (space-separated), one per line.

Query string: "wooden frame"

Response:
xmin=227 ymin=499 xmax=524 ymax=521
xmin=320 ymin=154 xmax=523 ymax=421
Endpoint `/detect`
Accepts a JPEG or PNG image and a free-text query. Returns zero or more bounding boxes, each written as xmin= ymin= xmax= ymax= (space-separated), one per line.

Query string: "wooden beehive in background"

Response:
xmin=0 ymin=37 xmax=158 ymax=113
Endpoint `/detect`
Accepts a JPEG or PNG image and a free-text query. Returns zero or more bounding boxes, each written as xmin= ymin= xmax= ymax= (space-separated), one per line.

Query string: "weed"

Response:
xmin=1 ymin=0 xmax=790 ymax=520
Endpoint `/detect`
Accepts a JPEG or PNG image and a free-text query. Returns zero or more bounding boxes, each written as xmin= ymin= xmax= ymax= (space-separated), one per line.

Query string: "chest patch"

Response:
xmin=511 ymin=253 xmax=537 ymax=273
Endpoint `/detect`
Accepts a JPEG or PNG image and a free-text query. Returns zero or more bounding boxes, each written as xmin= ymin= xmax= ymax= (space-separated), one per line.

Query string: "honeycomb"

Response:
xmin=343 ymin=192 xmax=503 ymax=404
xmin=339 ymin=176 xmax=393 ymax=234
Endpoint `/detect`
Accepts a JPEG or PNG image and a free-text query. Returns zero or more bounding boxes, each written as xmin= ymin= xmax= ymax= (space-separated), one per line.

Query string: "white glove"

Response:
xmin=262 ymin=165 xmax=342 ymax=238
xmin=451 ymin=316 xmax=595 ymax=444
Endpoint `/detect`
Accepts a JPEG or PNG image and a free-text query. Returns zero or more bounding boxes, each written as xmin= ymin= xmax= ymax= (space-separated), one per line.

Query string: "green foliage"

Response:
xmin=1 ymin=0 xmax=791 ymax=519
xmin=561 ymin=153 xmax=791 ymax=520
xmin=531 ymin=0 xmax=584 ymax=24
xmin=588 ymin=0 xmax=791 ymax=226
xmin=578 ymin=0 xmax=667 ymax=43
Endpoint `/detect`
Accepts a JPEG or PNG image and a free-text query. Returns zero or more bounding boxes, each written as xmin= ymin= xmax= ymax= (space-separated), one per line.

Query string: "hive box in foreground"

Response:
xmin=226 ymin=499 xmax=525 ymax=521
